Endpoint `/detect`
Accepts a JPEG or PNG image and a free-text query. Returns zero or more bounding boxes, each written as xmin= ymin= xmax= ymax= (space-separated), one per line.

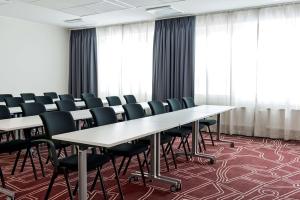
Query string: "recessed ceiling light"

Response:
xmin=146 ymin=5 xmax=183 ymax=17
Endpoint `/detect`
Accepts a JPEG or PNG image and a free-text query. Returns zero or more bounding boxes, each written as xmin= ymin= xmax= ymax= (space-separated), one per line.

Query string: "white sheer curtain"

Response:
xmin=195 ymin=4 xmax=300 ymax=140
xmin=97 ymin=22 xmax=154 ymax=102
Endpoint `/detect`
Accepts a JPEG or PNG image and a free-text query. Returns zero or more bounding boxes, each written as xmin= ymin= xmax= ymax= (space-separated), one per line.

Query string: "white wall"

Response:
xmin=0 ymin=16 xmax=69 ymax=96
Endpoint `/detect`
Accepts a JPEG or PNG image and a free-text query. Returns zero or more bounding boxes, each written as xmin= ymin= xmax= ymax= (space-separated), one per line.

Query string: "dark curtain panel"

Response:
xmin=152 ymin=16 xmax=195 ymax=101
xmin=69 ymin=28 xmax=98 ymax=98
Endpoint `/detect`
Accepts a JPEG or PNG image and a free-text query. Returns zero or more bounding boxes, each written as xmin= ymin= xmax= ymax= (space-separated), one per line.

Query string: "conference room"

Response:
xmin=1 ymin=0 xmax=300 ymax=199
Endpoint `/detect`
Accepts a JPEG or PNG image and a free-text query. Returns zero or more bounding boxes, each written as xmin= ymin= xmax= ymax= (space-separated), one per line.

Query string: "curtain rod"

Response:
xmin=69 ymin=0 xmax=300 ymax=30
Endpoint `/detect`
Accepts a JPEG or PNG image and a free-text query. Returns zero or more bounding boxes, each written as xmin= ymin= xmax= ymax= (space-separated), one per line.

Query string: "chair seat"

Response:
xmin=0 ymin=140 xmax=27 ymax=153
xmin=165 ymin=127 xmax=191 ymax=137
xmin=138 ymin=134 xmax=172 ymax=145
xmin=53 ymin=141 xmax=70 ymax=149
xmin=59 ymin=154 xmax=110 ymax=171
xmin=199 ymin=119 xmax=217 ymax=126
xmin=110 ymin=143 xmax=148 ymax=157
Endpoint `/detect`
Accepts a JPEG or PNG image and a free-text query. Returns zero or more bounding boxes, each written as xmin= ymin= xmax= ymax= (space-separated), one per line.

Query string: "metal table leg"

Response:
xmin=0 ymin=187 xmax=15 ymax=200
xmin=176 ymin=120 xmax=216 ymax=164
xmin=215 ymin=114 xmax=234 ymax=147
xmin=130 ymin=132 xmax=182 ymax=192
xmin=78 ymin=146 xmax=88 ymax=200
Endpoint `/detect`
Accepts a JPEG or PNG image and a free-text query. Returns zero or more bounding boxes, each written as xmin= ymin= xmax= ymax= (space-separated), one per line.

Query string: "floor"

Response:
xmin=1 ymin=134 xmax=300 ymax=200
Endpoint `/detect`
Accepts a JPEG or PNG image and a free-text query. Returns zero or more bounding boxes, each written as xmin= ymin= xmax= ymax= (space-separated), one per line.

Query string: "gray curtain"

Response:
xmin=152 ymin=16 xmax=195 ymax=101
xmin=69 ymin=28 xmax=98 ymax=98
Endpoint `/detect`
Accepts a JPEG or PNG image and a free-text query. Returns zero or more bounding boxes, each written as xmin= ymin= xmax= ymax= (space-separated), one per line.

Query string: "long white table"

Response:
xmin=0 ymin=102 xmax=166 ymax=131
xmin=52 ymin=105 xmax=235 ymax=200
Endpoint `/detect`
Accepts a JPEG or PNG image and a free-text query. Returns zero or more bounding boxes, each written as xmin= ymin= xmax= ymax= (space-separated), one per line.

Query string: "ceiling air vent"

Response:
xmin=64 ymin=18 xmax=84 ymax=24
xmin=146 ymin=5 xmax=182 ymax=17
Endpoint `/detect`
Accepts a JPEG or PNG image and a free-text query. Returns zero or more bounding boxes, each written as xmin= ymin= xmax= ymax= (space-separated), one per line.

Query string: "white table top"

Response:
xmin=0 ymin=102 xmax=167 ymax=131
xmin=53 ymin=105 xmax=234 ymax=148
xmin=8 ymin=101 xmax=86 ymax=115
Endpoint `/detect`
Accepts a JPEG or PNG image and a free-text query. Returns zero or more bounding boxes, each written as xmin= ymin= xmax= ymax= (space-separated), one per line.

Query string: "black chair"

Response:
xmin=20 ymin=103 xmax=46 ymax=177
xmin=0 ymin=105 xmax=15 ymax=141
xmin=84 ymin=97 xmax=103 ymax=109
xmin=0 ymin=105 xmax=42 ymax=181
xmin=0 ymin=139 xmax=28 ymax=188
xmin=59 ymin=94 xmax=75 ymax=102
xmin=20 ymin=93 xmax=35 ymax=101
xmin=35 ymin=96 xmax=53 ymax=105
xmin=44 ymin=92 xmax=58 ymax=99
xmin=55 ymin=100 xmax=77 ymax=112
xmin=81 ymin=93 xmax=95 ymax=100
xmin=0 ymin=94 xmax=12 ymax=102
xmin=182 ymin=97 xmax=216 ymax=147
xmin=91 ymin=106 xmax=149 ymax=186
xmin=106 ymin=96 xmax=122 ymax=106
xmin=5 ymin=97 xmax=24 ymax=107
xmin=165 ymin=98 xmax=194 ymax=161
xmin=123 ymin=95 xmax=137 ymax=104
xmin=39 ymin=111 xmax=115 ymax=200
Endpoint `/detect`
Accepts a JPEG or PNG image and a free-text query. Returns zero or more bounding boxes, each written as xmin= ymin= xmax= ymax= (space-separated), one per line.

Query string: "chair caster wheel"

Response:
xmin=170 ymin=184 xmax=181 ymax=192
xmin=209 ymin=159 xmax=215 ymax=164
xmin=230 ymin=143 xmax=234 ymax=148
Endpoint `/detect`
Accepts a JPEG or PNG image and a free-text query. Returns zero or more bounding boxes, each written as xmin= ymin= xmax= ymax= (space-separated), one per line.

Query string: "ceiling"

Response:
xmin=0 ymin=0 xmax=299 ymax=28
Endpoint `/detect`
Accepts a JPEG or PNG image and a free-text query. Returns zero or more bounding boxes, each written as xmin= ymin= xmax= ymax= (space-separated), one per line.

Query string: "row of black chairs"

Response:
xmin=0 ymin=96 xmax=216 ymax=199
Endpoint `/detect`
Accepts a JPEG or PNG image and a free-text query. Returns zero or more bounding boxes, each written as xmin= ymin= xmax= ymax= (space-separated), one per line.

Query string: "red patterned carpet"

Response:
xmin=1 ymin=134 xmax=300 ymax=200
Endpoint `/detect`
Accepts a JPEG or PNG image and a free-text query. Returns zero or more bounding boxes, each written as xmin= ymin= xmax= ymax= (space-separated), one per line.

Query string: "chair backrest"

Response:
xmin=123 ymin=103 xmax=145 ymax=120
xmin=166 ymin=98 xmax=182 ymax=112
xmin=21 ymin=103 xmax=46 ymax=117
xmin=123 ymin=95 xmax=137 ymax=104
xmin=0 ymin=94 xmax=12 ymax=102
xmin=44 ymin=92 xmax=58 ymax=99
xmin=106 ymin=96 xmax=122 ymax=106
xmin=91 ymin=107 xmax=117 ymax=126
xmin=81 ymin=93 xmax=95 ymax=100
xmin=148 ymin=101 xmax=166 ymax=115
xmin=40 ymin=111 xmax=76 ymax=138
xmin=5 ymin=97 xmax=24 ymax=107
xmin=0 ymin=105 xmax=10 ymax=119
xmin=84 ymin=97 xmax=103 ymax=109
xmin=55 ymin=100 xmax=77 ymax=112
xmin=59 ymin=94 xmax=74 ymax=102
xmin=20 ymin=93 xmax=35 ymax=101
xmin=182 ymin=97 xmax=196 ymax=108
xmin=35 ymin=96 xmax=53 ymax=105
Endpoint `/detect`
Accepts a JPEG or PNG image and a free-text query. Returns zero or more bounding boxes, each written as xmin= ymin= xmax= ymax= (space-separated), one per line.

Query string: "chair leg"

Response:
xmin=136 ymin=154 xmax=146 ymax=187
xmin=142 ymin=149 xmax=150 ymax=168
xmin=181 ymin=136 xmax=189 ymax=161
xmin=161 ymin=144 xmax=170 ymax=172
xmin=118 ymin=157 xmax=126 ymax=175
xmin=45 ymin=171 xmax=58 ymax=200
xmin=11 ymin=150 xmax=21 ymax=175
xmin=63 ymin=147 xmax=68 ymax=157
xmin=166 ymin=137 xmax=176 ymax=154
xmin=199 ymin=131 xmax=206 ymax=151
xmin=122 ymin=156 xmax=132 ymax=175
xmin=111 ymin=156 xmax=124 ymax=200
xmin=168 ymin=141 xmax=177 ymax=169
xmin=36 ymin=145 xmax=45 ymax=177
xmin=0 ymin=167 xmax=5 ymax=188
xmin=20 ymin=148 xmax=29 ymax=172
xmin=143 ymin=151 xmax=150 ymax=173
xmin=28 ymin=147 xmax=38 ymax=180
xmin=90 ymin=169 xmax=99 ymax=192
xmin=57 ymin=148 xmax=62 ymax=158
xmin=185 ymin=134 xmax=191 ymax=152
xmin=207 ymin=126 xmax=215 ymax=146
xmin=73 ymin=181 xmax=79 ymax=195
xmin=97 ymin=167 xmax=108 ymax=200
xmin=63 ymin=169 xmax=74 ymax=200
